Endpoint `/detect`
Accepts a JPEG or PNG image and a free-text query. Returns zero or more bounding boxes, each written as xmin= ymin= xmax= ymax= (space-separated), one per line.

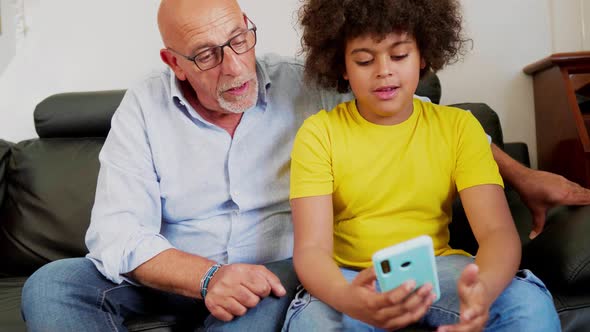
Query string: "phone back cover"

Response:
xmin=373 ymin=236 xmax=440 ymax=301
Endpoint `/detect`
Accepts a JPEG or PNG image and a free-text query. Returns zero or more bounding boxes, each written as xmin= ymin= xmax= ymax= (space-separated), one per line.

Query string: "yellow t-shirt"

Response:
xmin=290 ymin=98 xmax=504 ymax=269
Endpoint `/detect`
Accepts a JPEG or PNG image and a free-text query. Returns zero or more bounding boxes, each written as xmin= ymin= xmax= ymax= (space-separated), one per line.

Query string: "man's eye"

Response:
xmin=196 ymin=51 xmax=216 ymax=63
xmin=391 ymin=54 xmax=409 ymax=61
xmin=231 ymin=35 xmax=249 ymax=49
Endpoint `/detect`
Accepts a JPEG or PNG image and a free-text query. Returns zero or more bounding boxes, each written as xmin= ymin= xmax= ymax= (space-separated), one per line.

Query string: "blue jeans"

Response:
xmin=22 ymin=257 xmax=298 ymax=332
xmin=282 ymin=255 xmax=561 ymax=331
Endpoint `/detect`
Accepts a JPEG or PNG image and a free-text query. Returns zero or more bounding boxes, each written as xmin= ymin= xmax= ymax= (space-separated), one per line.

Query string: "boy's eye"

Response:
xmin=391 ymin=54 xmax=409 ymax=61
xmin=355 ymin=59 xmax=373 ymax=66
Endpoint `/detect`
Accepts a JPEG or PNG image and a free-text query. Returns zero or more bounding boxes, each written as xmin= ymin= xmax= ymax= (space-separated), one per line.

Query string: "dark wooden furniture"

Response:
xmin=524 ymin=52 xmax=590 ymax=188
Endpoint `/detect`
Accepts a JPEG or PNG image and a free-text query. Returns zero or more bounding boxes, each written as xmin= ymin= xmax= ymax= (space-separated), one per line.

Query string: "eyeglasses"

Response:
xmin=167 ymin=15 xmax=257 ymax=71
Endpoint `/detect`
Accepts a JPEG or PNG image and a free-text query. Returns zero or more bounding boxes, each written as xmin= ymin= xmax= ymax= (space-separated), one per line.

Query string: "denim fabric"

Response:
xmin=282 ymin=255 xmax=561 ymax=332
xmin=22 ymin=257 xmax=298 ymax=332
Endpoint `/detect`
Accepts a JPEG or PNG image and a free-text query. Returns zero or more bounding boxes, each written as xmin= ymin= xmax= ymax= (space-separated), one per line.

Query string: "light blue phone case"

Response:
xmin=372 ymin=235 xmax=440 ymax=301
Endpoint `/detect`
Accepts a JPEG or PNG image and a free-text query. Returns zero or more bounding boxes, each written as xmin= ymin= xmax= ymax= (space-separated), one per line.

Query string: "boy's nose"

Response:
xmin=376 ymin=57 xmax=394 ymax=78
xmin=376 ymin=70 xmax=393 ymax=78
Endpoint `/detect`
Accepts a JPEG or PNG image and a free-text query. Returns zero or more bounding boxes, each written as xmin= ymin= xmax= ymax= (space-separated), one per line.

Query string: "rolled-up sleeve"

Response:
xmin=85 ymin=89 xmax=173 ymax=285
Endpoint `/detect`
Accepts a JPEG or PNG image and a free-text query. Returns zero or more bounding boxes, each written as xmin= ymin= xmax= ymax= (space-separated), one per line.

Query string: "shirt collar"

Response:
xmin=255 ymin=57 xmax=272 ymax=106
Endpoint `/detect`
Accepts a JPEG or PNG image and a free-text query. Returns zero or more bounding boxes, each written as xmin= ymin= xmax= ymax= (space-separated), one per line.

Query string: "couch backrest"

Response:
xmin=0 ymin=74 xmax=495 ymax=276
xmin=35 ymin=90 xmax=126 ymax=138
xmin=0 ymin=140 xmax=11 ymax=212
xmin=416 ymin=71 xmax=441 ymax=105
xmin=0 ymin=90 xmax=125 ymax=277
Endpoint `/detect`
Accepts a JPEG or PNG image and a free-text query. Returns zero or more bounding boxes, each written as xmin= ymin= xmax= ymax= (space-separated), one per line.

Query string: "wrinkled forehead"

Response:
xmin=167 ymin=1 xmax=246 ymax=54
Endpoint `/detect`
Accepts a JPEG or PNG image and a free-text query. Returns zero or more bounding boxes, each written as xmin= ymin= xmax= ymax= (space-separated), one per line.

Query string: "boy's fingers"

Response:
xmin=354 ymin=267 xmax=377 ymax=286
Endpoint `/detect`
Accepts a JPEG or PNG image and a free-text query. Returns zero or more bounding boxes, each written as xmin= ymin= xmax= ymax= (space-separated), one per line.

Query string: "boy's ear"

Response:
xmin=420 ymin=58 xmax=426 ymax=69
xmin=343 ymin=71 xmax=349 ymax=80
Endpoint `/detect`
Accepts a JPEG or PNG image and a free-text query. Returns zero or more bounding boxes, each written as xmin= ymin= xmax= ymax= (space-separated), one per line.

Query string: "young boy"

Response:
xmin=282 ymin=0 xmax=560 ymax=331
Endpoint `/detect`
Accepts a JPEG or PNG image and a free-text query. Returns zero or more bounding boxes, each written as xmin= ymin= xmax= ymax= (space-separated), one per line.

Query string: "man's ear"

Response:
xmin=160 ymin=49 xmax=187 ymax=81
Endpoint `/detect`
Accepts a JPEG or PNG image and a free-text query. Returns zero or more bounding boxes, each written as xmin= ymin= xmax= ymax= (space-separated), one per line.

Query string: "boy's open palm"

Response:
xmin=438 ymin=264 xmax=490 ymax=332
xmin=345 ymin=267 xmax=436 ymax=330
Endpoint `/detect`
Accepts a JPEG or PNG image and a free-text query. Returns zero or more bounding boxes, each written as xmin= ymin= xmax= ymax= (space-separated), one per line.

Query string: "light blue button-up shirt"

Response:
xmin=85 ymin=54 xmax=349 ymax=284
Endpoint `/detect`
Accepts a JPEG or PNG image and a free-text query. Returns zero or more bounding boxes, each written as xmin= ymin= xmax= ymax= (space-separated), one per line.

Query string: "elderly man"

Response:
xmin=21 ymin=0 xmax=590 ymax=331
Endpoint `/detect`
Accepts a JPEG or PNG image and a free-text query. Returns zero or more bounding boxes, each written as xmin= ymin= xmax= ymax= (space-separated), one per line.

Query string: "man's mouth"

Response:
xmin=224 ymin=81 xmax=250 ymax=96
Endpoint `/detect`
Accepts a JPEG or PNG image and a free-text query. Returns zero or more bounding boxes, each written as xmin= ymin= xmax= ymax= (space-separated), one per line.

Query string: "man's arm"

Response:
xmin=86 ymin=89 xmax=285 ymax=322
xmin=128 ymin=249 xmax=285 ymax=321
xmin=491 ymin=144 xmax=590 ymax=238
xmin=126 ymin=249 xmax=214 ymax=298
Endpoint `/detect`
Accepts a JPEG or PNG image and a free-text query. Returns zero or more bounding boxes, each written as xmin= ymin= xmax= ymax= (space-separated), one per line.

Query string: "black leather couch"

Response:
xmin=1 ymin=74 xmax=589 ymax=332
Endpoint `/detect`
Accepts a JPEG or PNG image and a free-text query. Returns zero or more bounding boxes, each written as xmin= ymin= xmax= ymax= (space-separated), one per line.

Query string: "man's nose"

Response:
xmin=220 ymin=46 xmax=244 ymax=76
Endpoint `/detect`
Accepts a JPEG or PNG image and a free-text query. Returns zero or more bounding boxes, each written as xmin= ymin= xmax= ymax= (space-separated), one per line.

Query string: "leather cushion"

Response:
xmin=0 ymin=277 xmax=27 ymax=332
xmin=0 ymin=138 xmax=103 ymax=276
xmin=522 ymin=205 xmax=590 ymax=292
xmin=554 ymin=291 xmax=590 ymax=332
xmin=34 ymin=90 xmax=125 ymax=139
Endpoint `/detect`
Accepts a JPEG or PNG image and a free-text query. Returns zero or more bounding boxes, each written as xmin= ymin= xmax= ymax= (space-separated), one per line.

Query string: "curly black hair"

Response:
xmin=299 ymin=0 xmax=470 ymax=92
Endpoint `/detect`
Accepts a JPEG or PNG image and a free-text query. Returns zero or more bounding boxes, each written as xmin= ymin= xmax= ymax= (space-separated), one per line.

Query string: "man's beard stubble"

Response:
xmin=217 ymin=74 xmax=259 ymax=114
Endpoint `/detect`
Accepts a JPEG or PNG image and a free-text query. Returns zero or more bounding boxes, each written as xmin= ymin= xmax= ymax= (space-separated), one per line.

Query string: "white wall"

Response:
xmin=0 ymin=0 xmax=17 ymax=76
xmin=0 ymin=0 xmax=587 ymax=168
xmin=438 ymin=0 xmax=554 ymax=168
xmin=585 ymin=0 xmax=590 ymax=49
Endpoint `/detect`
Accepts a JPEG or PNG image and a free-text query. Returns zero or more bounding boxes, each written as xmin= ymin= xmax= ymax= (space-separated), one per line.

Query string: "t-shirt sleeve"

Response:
xmin=290 ymin=111 xmax=334 ymax=199
xmin=453 ymin=111 xmax=504 ymax=191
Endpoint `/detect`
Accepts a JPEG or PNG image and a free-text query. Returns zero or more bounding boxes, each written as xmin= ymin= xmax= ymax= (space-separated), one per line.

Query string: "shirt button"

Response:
xmin=233 ymin=190 xmax=240 ymax=196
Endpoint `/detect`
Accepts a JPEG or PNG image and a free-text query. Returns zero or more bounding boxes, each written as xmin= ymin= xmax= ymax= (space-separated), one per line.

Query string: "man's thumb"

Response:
xmin=529 ymin=209 xmax=546 ymax=239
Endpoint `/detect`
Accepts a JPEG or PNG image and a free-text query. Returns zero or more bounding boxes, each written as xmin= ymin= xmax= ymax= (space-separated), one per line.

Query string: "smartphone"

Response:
xmin=372 ymin=235 xmax=440 ymax=301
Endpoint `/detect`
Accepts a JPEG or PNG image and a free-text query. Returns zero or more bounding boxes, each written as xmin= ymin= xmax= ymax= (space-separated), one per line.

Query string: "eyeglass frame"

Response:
xmin=166 ymin=14 xmax=257 ymax=71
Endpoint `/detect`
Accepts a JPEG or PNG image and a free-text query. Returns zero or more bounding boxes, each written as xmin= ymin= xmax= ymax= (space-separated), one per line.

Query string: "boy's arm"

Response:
xmin=291 ymin=195 xmax=346 ymax=302
xmin=438 ymin=184 xmax=521 ymax=332
xmin=461 ymin=184 xmax=520 ymax=302
xmin=291 ymin=195 xmax=434 ymax=330
xmin=491 ymin=144 xmax=590 ymax=238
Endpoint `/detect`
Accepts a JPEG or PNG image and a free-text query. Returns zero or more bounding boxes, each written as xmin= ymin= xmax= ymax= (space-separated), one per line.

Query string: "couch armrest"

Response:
xmin=521 ymin=205 xmax=590 ymax=291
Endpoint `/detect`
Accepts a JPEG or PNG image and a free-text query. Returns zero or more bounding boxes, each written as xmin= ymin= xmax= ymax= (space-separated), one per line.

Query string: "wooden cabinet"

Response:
xmin=524 ymin=52 xmax=590 ymax=188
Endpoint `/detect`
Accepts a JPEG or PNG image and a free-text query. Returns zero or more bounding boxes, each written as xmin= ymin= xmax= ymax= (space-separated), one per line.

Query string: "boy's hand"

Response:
xmin=345 ymin=267 xmax=436 ymax=330
xmin=437 ymin=264 xmax=490 ymax=332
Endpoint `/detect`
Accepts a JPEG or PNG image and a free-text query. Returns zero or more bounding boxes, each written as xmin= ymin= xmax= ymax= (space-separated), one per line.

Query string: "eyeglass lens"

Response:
xmin=194 ymin=29 xmax=256 ymax=70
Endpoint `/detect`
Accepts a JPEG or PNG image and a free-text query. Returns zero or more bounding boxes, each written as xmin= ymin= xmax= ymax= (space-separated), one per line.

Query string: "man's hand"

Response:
xmin=492 ymin=144 xmax=590 ymax=239
xmin=437 ymin=264 xmax=490 ymax=332
xmin=344 ymin=267 xmax=436 ymax=330
xmin=204 ymin=263 xmax=286 ymax=321
xmin=514 ymin=168 xmax=590 ymax=239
